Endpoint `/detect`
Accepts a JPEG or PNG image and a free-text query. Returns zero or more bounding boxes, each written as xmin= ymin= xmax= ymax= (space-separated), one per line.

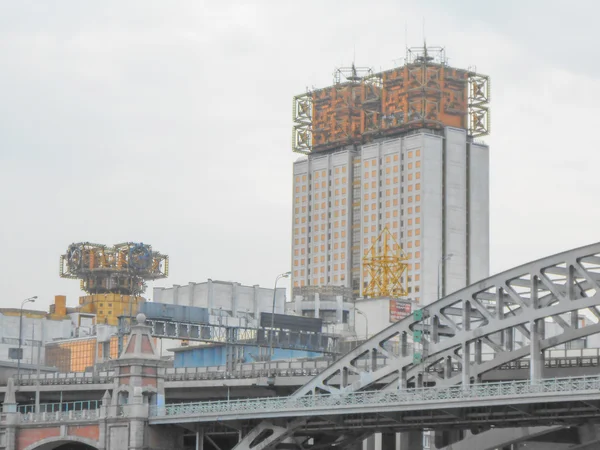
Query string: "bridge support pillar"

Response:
xmin=381 ymin=432 xmax=396 ymax=449
xmin=2 ymin=379 xmax=17 ymax=450
xmin=363 ymin=434 xmax=375 ymax=450
xmin=399 ymin=431 xmax=421 ymax=450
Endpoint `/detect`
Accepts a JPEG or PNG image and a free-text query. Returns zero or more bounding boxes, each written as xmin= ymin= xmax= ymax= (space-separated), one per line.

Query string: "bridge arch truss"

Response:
xmin=234 ymin=242 xmax=600 ymax=449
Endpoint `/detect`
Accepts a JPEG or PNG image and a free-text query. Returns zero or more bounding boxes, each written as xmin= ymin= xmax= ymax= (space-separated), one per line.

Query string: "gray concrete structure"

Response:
xmin=0 ymin=310 xmax=72 ymax=365
xmin=233 ymin=241 xmax=600 ymax=450
xmin=4 ymin=244 xmax=600 ymax=450
xmin=291 ymin=128 xmax=490 ymax=306
xmin=153 ymin=279 xmax=285 ymax=326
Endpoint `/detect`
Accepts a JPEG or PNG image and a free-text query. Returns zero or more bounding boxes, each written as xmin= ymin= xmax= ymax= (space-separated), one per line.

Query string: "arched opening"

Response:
xmin=24 ymin=437 xmax=98 ymax=450
xmin=54 ymin=444 xmax=96 ymax=450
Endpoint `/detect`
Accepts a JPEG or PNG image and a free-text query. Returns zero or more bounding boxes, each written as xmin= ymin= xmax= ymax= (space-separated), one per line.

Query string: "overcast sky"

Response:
xmin=1 ymin=0 xmax=599 ymax=311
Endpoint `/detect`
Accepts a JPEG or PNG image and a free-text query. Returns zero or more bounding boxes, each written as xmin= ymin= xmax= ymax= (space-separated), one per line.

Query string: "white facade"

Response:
xmin=0 ymin=311 xmax=72 ymax=365
xmin=153 ymin=279 xmax=286 ymax=325
xmin=292 ymin=151 xmax=354 ymax=289
xmin=292 ymin=127 xmax=490 ymax=310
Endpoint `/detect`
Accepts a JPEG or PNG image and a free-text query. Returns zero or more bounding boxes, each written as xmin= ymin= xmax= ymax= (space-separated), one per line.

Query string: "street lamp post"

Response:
xmin=355 ymin=308 xmax=368 ymax=341
xmin=437 ymin=254 xmax=454 ymax=300
xmin=268 ymin=271 xmax=291 ymax=377
xmin=17 ymin=296 xmax=37 ymax=386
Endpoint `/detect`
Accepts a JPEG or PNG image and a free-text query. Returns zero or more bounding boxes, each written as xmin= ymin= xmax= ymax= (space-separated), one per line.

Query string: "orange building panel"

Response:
xmin=292 ymin=46 xmax=489 ymax=154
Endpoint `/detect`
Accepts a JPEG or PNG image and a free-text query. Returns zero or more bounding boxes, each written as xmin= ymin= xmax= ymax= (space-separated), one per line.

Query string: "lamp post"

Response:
xmin=17 ymin=296 xmax=37 ymax=386
xmin=268 ymin=271 xmax=291 ymax=377
xmin=437 ymin=254 xmax=454 ymax=300
xmin=355 ymin=308 xmax=368 ymax=341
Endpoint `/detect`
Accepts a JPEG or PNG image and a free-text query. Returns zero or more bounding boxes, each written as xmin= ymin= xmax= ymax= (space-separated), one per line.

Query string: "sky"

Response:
xmin=1 ymin=0 xmax=600 ymax=311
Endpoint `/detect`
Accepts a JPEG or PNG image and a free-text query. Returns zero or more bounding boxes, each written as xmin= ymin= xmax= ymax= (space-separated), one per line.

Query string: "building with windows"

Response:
xmin=291 ymin=45 xmax=490 ymax=308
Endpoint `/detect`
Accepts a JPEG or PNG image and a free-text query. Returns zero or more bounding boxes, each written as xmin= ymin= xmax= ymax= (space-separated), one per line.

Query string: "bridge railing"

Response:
xmin=19 ymin=409 xmax=100 ymax=423
xmin=149 ymin=375 xmax=600 ymax=419
xmin=16 ymin=371 xmax=115 ymax=386
xmin=17 ymin=400 xmax=101 ymax=414
xmin=11 ymin=348 xmax=600 ymax=387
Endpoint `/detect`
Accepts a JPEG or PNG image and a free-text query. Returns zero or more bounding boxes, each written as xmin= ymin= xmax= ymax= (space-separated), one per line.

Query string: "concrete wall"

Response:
xmin=291 ymin=150 xmax=355 ymax=291
xmin=153 ymin=280 xmax=285 ymax=320
xmin=444 ymin=127 xmax=469 ymax=297
xmin=419 ymin=133 xmax=444 ymax=305
xmin=468 ymin=142 xmax=490 ymax=284
xmin=0 ymin=313 xmax=72 ymax=365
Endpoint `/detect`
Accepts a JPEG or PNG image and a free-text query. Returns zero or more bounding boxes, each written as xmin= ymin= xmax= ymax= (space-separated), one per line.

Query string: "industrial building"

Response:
xmin=153 ymin=279 xmax=286 ymax=329
xmin=0 ymin=307 xmax=72 ymax=366
xmin=291 ymin=45 xmax=491 ymax=318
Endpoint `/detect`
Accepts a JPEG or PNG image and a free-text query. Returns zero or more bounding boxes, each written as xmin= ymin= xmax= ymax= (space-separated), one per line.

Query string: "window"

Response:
xmin=416 ymin=149 xmax=420 ymax=156
xmin=408 ymin=150 xmax=413 ymax=158
xmin=416 ymin=172 xmax=421 ymax=179
xmin=416 ymin=161 xmax=421 ymax=168
xmin=408 ymin=162 xmax=413 ymax=169
xmin=415 ymin=183 xmax=420 ymax=190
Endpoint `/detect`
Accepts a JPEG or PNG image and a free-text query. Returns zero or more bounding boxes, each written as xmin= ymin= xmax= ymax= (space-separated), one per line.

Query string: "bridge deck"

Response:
xmin=149 ymin=375 xmax=600 ymax=428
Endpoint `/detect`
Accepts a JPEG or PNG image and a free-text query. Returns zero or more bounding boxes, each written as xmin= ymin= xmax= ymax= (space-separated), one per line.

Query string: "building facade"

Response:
xmin=292 ymin=129 xmax=489 ymax=306
xmin=153 ymin=279 xmax=286 ymax=328
xmin=291 ymin=47 xmax=490 ymax=309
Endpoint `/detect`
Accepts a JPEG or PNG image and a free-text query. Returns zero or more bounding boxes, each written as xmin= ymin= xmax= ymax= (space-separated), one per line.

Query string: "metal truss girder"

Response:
xmin=231 ymin=242 xmax=600 ymax=449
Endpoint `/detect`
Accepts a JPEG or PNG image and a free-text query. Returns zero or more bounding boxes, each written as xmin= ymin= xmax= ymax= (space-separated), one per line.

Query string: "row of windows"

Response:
xmin=293 ymin=273 xmax=347 ymax=288
xmin=293 ymin=238 xmax=347 ymax=249
xmin=293 ymin=165 xmax=349 ymax=183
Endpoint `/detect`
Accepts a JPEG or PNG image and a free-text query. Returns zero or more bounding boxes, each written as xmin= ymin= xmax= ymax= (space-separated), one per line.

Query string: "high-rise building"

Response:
xmin=291 ymin=45 xmax=490 ymax=308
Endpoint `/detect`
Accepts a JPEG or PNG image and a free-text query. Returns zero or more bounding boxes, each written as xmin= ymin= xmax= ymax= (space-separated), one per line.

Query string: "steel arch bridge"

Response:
xmin=233 ymin=242 xmax=600 ymax=450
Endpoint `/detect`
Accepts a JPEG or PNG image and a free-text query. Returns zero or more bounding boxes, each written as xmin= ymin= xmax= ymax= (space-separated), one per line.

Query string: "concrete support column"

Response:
xmin=3 ymin=379 xmax=17 ymax=450
xmin=363 ymin=434 xmax=375 ymax=450
xmin=315 ymin=293 xmax=320 ymax=318
xmin=129 ymin=418 xmax=146 ymax=450
xmin=399 ymin=431 xmax=422 ymax=450
xmin=381 ymin=432 xmax=396 ymax=450
xmin=196 ymin=430 xmax=204 ymax=450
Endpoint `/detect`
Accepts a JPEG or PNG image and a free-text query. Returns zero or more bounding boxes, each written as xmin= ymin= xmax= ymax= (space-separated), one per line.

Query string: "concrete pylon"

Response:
xmin=106 ymin=313 xmax=171 ymax=450
xmin=2 ymin=378 xmax=18 ymax=450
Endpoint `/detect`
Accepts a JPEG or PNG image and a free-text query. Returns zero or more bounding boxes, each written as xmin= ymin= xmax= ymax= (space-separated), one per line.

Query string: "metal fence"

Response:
xmin=150 ymin=375 xmax=600 ymax=419
xmin=20 ymin=409 xmax=100 ymax=423
xmin=17 ymin=400 xmax=101 ymax=414
xmin=12 ymin=348 xmax=600 ymax=386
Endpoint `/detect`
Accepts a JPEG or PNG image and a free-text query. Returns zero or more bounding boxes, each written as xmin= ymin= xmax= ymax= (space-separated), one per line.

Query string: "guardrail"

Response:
xmin=13 ymin=348 xmax=600 ymax=386
xmin=150 ymin=375 xmax=600 ymax=420
xmin=17 ymin=400 xmax=100 ymax=414
xmin=20 ymin=409 xmax=100 ymax=423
